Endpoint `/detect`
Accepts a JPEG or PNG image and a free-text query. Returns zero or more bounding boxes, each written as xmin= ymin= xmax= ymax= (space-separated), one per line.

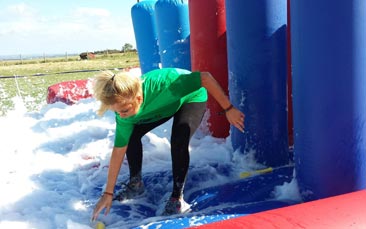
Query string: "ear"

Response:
xmin=136 ymin=95 xmax=143 ymax=103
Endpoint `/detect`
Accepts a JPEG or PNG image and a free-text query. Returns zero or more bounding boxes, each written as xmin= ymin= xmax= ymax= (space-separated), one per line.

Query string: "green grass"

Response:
xmin=0 ymin=52 xmax=139 ymax=115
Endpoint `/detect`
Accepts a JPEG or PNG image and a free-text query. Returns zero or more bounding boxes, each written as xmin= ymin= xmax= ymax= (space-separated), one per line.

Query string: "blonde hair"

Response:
xmin=92 ymin=70 xmax=142 ymax=116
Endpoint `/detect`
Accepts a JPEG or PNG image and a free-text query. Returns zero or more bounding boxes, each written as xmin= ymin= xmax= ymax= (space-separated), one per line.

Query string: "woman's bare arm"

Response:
xmin=92 ymin=146 xmax=127 ymax=221
xmin=200 ymin=72 xmax=245 ymax=132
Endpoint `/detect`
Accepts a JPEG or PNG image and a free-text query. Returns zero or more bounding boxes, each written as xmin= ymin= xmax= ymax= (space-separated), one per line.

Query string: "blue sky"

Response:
xmin=0 ymin=0 xmax=138 ymax=55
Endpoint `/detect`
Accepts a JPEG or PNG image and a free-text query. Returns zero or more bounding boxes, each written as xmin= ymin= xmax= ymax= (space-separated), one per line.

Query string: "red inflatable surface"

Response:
xmin=47 ymin=79 xmax=92 ymax=105
xmin=189 ymin=0 xmax=230 ymax=138
xmin=192 ymin=190 xmax=366 ymax=228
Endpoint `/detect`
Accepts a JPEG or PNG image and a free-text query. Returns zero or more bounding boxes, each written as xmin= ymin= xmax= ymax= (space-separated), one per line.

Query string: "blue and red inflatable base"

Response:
xmin=192 ymin=190 xmax=366 ymax=228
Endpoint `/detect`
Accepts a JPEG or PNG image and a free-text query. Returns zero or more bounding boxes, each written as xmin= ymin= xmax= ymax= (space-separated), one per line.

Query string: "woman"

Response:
xmin=91 ymin=68 xmax=244 ymax=221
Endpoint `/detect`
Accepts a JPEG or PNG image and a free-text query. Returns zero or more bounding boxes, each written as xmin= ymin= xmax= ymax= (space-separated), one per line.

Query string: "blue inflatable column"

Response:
xmin=131 ymin=0 xmax=160 ymax=74
xmin=226 ymin=0 xmax=289 ymax=167
xmin=291 ymin=1 xmax=366 ymax=201
xmin=155 ymin=0 xmax=191 ymax=69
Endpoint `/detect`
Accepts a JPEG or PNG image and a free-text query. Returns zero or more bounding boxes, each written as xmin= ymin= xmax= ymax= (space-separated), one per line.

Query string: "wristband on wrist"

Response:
xmin=218 ymin=104 xmax=234 ymax=115
xmin=103 ymin=191 xmax=114 ymax=197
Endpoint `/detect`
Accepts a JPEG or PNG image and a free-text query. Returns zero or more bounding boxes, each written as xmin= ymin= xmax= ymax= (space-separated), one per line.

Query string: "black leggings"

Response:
xmin=126 ymin=102 xmax=207 ymax=198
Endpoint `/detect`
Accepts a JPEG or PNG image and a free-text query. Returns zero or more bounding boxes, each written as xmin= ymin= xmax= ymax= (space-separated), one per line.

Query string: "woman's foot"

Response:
xmin=162 ymin=197 xmax=191 ymax=215
xmin=114 ymin=178 xmax=145 ymax=201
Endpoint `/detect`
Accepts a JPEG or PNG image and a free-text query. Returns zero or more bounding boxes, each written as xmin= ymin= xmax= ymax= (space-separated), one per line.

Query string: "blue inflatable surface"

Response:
xmin=131 ymin=0 xmax=160 ymax=74
xmin=291 ymin=0 xmax=366 ymax=201
xmin=133 ymin=200 xmax=295 ymax=229
xmin=90 ymin=165 xmax=297 ymax=228
xmin=155 ymin=0 xmax=191 ymax=69
xmin=226 ymin=0 xmax=290 ymax=167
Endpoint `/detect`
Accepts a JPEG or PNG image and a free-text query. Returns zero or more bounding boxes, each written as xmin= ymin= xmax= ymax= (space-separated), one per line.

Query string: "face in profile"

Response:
xmin=110 ymin=95 xmax=143 ymax=118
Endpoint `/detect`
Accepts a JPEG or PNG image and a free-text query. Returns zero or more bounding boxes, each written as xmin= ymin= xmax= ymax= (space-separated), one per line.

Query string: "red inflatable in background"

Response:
xmin=189 ymin=0 xmax=230 ymax=138
xmin=47 ymin=79 xmax=92 ymax=105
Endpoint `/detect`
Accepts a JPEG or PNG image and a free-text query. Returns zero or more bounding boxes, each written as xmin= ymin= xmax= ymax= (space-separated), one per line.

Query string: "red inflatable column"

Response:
xmin=189 ymin=0 xmax=229 ymax=138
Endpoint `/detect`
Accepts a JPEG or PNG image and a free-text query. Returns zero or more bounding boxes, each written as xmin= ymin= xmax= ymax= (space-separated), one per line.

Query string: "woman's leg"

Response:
xmin=170 ymin=102 xmax=207 ymax=198
xmin=126 ymin=117 xmax=171 ymax=180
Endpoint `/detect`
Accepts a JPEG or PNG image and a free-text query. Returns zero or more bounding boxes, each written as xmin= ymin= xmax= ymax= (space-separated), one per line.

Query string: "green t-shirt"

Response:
xmin=114 ymin=68 xmax=208 ymax=147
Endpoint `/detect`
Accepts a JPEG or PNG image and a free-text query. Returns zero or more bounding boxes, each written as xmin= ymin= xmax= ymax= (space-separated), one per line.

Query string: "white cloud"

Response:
xmin=0 ymin=3 xmax=39 ymax=35
xmin=7 ymin=3 xmax=36 ymax=17
xmin=72 ymin=7 xmax=111 ymax=18
xmin=0 ymin=3 xmax=136 ymax=55
xmin=41 ymin=7 xmax=128 ymax=44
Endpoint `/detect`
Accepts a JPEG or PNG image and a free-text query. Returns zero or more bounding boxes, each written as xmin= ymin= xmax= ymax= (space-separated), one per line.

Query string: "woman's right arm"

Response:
xmin=105 ymin=146 xmax=127 ymax=193
xmin=92 ymin=146 xmax=127 ymax=221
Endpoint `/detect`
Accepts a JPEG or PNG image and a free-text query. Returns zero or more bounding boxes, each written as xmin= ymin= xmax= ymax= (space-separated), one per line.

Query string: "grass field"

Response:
xmin=0 ymin=52 xmax=139 ymax=115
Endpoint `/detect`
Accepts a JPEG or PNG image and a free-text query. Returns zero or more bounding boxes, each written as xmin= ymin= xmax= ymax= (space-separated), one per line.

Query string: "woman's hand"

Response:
xmin=225 ymin=107 xmax=245 ymax=133
xmin=91 ymin=194 xmax=113 ymax=221
xmin=200 ymin=72 xmax=245 ymax=132
xmin=91 ymin=146 xmax=127 ymax=221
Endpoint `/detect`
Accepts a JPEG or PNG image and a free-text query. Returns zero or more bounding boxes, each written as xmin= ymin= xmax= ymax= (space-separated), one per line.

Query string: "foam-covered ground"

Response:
xmin=0 ymin=95 xmax=301 ymax=229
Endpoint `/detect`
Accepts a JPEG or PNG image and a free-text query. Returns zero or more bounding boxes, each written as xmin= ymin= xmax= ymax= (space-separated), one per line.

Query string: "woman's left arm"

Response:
xmin=200 ymin=72 xmax=245 ymax=132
